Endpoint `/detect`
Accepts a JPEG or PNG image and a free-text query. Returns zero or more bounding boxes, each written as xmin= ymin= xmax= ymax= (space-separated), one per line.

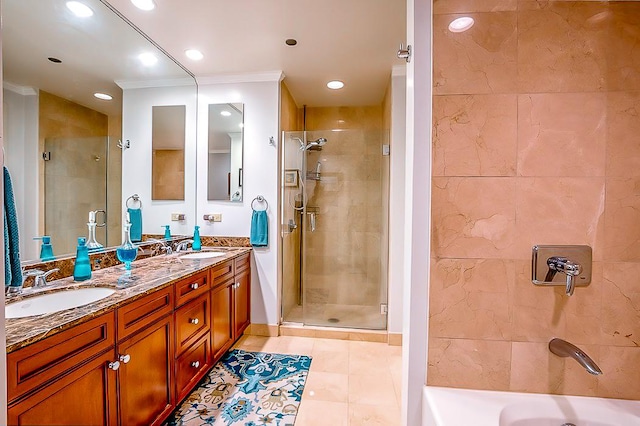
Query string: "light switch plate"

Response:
xmin=171 ymin=213 xmax=185 ymax=221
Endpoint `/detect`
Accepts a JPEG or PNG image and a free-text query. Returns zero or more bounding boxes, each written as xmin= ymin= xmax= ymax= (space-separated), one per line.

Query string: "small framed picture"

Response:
xmin=284 ymin=169 xmax=299 ymax=187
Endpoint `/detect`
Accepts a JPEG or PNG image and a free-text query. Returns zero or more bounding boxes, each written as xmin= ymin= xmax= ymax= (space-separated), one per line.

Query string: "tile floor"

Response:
xmin=232 ymin=335 xmax=402 ymax=426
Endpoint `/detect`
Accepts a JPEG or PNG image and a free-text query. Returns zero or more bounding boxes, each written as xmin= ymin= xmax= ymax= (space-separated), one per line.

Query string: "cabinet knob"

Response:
xmin=190 ymin=283 xmax=199 ymax=290
xmin=189 ymin=318 xmax=199 ymax=325
xmin=191 ymin=360 xmax=200 ymax=368
xmin=108 ymin=361 xmax=120 ymax=371
xmin=119 ymin=354 xmax=131 ymax=364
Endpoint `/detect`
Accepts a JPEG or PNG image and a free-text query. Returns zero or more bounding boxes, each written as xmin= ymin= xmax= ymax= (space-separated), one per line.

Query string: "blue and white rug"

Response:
xmin=168 ymin=349 xmax=312 ymax=426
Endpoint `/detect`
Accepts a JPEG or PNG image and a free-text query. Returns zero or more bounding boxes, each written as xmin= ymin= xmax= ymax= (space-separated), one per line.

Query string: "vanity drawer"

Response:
xmin=7 ymin=311 xmax=115 ymax=403
xmin=175 ymin=333 xmax=211 ymax=402
xmin=117 ymin=286 xmax=173 ymax=341
xmin=210 ymin=260 xmax=234 ymax=288
xmin=175 ymin=270 xmax=209 ymax=308
xmin=234 ymin=253 xmax=250 ymax=274
xmin=175 ymin=292 xmax=210 ymax=356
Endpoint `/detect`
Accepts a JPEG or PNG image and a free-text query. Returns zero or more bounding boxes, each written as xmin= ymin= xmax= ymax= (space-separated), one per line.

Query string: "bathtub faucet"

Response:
xmin=549 ymin=338 xmax=602 ymax=375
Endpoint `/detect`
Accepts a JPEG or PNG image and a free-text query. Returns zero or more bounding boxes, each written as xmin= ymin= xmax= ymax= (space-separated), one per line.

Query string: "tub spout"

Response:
xmin=549 ymin=338 xmax=602 ymax=375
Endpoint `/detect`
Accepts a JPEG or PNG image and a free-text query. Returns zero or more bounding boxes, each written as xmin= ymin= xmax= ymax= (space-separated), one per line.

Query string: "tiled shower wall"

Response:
xmin=428 ymin=1 xmax=640 ymax=399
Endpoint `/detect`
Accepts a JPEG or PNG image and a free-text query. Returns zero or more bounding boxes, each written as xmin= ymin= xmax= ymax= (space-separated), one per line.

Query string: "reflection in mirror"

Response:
xmin=152 ymin=105 xmax=186 ymax=200
xmin=2 ymin=0 xmax=195 ymax=262
xmin=207 ymin=103 xmax=244 ymax=201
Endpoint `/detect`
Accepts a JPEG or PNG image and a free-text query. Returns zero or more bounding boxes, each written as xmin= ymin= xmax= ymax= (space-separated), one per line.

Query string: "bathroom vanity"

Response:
xmin=5 ymin=249 xmax=251 ymax=425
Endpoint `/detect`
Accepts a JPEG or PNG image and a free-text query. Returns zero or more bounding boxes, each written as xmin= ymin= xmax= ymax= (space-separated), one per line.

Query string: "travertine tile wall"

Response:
xmin=429 ymin=0 xmax=640 ymax=399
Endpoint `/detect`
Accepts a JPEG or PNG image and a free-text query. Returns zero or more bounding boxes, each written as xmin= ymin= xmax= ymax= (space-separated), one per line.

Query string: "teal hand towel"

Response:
xmin=128 ymin=208 xmax=142 ymax=242
xmin=4 ymin=166 xmax=22 ymax=287
xmin=250 ymin=210 xmax=268 ymax=247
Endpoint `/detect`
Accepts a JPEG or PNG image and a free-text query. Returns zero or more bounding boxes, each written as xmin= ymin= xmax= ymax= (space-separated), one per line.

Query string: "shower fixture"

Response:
xmin=300 ymin=137 xmax=327 ymax=151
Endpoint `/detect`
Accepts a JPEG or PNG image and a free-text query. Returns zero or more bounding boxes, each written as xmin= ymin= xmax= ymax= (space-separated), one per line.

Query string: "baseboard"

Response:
xmin=388 ymin=333 xmax=403 ymax=346
xmin=279 ymin=324 xmax=389 ymax=343
xmin=246 ymin=323 xmax=279 ymax=337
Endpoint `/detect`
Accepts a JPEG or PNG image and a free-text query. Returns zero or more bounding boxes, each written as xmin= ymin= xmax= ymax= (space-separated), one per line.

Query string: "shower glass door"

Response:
xmin=281 ymin=130 xmax=389 ymax=330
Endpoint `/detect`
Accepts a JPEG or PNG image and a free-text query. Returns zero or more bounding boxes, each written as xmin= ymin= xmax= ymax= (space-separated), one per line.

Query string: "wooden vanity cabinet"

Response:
xmin=233 ymin=254 xmax=251 ymax=338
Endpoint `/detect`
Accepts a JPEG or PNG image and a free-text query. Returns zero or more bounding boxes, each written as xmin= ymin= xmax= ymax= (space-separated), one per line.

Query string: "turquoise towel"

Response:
xmin=128 ymin=208 xmax=142 ymax=242
xmin=4 ymin=167 xmax=22 ymax=287
xmin=250 ymin=210 xmax=268 ymax=247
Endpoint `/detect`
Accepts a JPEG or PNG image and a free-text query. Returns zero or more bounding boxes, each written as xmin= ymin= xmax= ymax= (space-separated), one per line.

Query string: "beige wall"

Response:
xmin=107 ymin=115 xmax=122 ymax=247
xmin=39 ymin=91 xmax=109 ymax=255
xmin=428 ymin=1 xmax=640 ymax=399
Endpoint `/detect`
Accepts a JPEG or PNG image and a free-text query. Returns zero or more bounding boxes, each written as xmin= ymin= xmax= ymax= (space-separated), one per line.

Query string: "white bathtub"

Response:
xmin=422 ymin=386 xmax=640 ymax=426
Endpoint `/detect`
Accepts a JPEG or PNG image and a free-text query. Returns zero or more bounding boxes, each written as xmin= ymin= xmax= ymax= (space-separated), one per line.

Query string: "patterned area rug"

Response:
xmin=168 ymin=349 xmax=312 ymax=426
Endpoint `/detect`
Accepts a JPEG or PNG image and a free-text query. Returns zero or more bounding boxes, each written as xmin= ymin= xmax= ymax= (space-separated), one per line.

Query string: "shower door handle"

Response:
xmin=307 ymin=212 xmax=317 ymax=232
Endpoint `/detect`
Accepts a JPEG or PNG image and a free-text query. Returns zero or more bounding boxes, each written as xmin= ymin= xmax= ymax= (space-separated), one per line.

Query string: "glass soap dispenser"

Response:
xmin=86 ymin=210 xmax=104 ymax=251
xmin=34 ymin=236 xmax=55 ymax=261
xmin=162 ymin=225 xmax=171 ymax=240
xmin=73 ymin=237 xmax=91 ymax=281
xmin=192 ymin=225 xmax=201 ymax=251
xmin=117 ymin=215 xmax=138 ymax=270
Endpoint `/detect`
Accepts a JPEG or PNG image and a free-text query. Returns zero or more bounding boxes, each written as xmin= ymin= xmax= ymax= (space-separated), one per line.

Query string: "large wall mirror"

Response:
xmin=3 ymin=0 xmax=195 ymax=261
xmin=207 ymin=103 xmax=244 ymax=202
xmin=152 ymin=105 xmax=186 ymax=200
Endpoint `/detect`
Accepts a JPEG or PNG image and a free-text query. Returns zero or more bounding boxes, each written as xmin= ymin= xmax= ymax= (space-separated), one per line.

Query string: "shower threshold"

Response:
xmin=279 ymin=323 xmax=389 ymax=343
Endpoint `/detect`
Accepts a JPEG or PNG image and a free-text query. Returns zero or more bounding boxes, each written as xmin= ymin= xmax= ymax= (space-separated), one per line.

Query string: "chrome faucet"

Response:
xmin=27 ymin=268 xmax=61 ymax=288
xmin=549 ymin=338 xmax=602 ymax=375
xmin=175 ymin=240 xmax=194 ymax=252
xmin=146 ymin=238 xmax=173 ymax=255
xmin=545 ymin=256 xmax=582 ymax=296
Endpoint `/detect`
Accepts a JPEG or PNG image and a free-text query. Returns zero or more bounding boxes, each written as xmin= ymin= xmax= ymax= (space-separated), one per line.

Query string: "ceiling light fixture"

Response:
xmin=220 ymin=111 xmax=231 ymax=117
xmin=94 ymin=93 xmax=113 ymax=100
xmin=185 ymin=49 xmax=204 ymax=61
xmin=131 ymin=0 xmax=155 ymax=11
xmin=66 ymin=1 xmax=94 ymax=17
xmin=327 ymin=80 xmax=344 ymax=90
xmin=285 ymin=39 xmax=297 ymax=46
xmin=48 ymin=57 xmax=62 ymax=64
xmin=448 ymin=17 xmax=475 ymax=33
xmin=138 ymin=52 xmax=158 ymax=66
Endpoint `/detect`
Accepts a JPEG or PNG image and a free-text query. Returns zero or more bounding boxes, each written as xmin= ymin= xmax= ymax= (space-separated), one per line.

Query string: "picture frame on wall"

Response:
xmin=284 ymin=169 xmax=299 ymax=187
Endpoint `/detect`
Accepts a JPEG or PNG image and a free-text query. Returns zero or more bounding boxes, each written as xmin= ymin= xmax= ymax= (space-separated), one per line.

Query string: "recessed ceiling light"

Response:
xmin=48 ymin=57 xmax=62 ymax=64
xmin=285 ymin=39 xmax=297 ymax=46
xmin=220 ymin=111 xmax=231 ymax=117
xmin=66 ymin=1 xmax=93 ymax=17
xmin=185 ymin=49 xmax=204 ymax=61
xmin=131 ymin=0 xmax=155 ymax=11
xmin=327 ymin=80 xmax=344 ymax=90
xmin=94 ymin=93 xmax=113 ymax=100
xmin=448 ymin=17 xmax=475 ymax=33
xmin=138 ymin=52 xmax=158 ymax=66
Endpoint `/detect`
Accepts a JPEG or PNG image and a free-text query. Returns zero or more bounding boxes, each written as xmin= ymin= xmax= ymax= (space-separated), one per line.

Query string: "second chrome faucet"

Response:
xmin=549 ymin=338 xmax=602 ymax=376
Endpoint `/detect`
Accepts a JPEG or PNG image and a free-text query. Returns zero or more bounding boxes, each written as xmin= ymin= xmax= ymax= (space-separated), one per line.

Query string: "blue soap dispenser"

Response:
xmin=162 ymin=225 xmax=171 ymax=240
xmin=34 ymin=236 xmax=55 ymax=261
xmin=73 ymin=237 xmax=92 ymax=281
xmin=192 ymin=225 xmax=201 ymax=251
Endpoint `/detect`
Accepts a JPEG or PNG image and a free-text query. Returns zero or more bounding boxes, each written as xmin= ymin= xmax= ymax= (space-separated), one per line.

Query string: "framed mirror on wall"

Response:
xmin=207 ymin=103 xmax=244 ymax=202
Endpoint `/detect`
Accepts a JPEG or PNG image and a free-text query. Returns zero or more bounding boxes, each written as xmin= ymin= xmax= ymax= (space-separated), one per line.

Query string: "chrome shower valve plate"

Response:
xmin=531 ymin=245 xmax=592 ymax=287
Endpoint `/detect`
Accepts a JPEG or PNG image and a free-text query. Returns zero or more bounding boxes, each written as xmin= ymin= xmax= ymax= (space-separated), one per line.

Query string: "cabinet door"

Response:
xmin=211 ymin=279 xmax=234 ymax=361
xmin=233 ymin=269 xmax=251 ymax=338
xmin=118 ymin=315 xmax=174 ymax=426
xmin=7 ymin=350 xmax=118 ymax=426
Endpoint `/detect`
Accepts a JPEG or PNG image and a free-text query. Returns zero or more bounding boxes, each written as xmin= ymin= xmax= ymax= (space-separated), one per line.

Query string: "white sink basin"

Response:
xmin=180 ymin=252 xmax=226 ymax=260
xmin=5 ymin=288 xmax=116 ymax=319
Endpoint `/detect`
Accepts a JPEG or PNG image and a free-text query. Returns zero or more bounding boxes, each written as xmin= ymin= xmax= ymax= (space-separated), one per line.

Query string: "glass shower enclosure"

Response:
xmin=281 ymin=130 xmax=389 ymax=329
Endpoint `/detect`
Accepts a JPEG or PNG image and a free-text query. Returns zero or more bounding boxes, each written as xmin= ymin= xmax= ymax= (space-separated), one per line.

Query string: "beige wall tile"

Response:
xmin=606 ymin=91 xmax=640 ymax=177
xmin=433 ymin=95 xmax=517 ymax=177
xmin=427 ymin=338 xmax=511 ymax=390
xmin=606 ymin=3 xmax=640 ymax=92
xmin=517 ymin=93 xmax=607 ymax=177
xmin=517 ymin=2 xmax=608 ymax=93
xmin=430 ymin=259 xmax=514 ymax=340
xmin=604 ymin=178 xmax=640 ymax=262
xmin=601 ymin=263 xmax=640 ymax=347
xmin=434 ymin=0 xmax=517 ymax=14
xmin=432 ymin=177 xmax=517 ymax=258
xmin=514 ymin=177 xmax=605 ymax=260
xmin=597 ymin=346 xmax=640 ymax=400
xmin=434 ymin=12 xmax=517 ymax=94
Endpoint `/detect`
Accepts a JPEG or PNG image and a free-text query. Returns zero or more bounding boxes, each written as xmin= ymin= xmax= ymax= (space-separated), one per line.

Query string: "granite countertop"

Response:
xmin=5 ymin=247 xmax=251 ymax=354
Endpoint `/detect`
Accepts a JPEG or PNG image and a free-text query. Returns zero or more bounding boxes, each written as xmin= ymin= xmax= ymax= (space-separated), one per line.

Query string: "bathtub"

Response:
xmin=422 ymin=386 xmax=640 ymax=426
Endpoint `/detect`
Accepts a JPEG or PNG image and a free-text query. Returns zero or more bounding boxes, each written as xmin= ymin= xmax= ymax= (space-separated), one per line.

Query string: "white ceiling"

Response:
xmin=106 ymin=0 xmax=407 ymax=107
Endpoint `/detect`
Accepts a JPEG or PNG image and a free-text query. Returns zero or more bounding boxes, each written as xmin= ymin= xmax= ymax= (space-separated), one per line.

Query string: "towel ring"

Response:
xmin=126 ymin=194 xmax=142 ymax=209
xmin=251 ymin=195 xmax=268 ymax=211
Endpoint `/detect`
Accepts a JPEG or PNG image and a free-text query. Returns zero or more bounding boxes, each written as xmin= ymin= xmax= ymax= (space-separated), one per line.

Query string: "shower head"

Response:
xmin=302 ymin=137 xmax=328 ymax=151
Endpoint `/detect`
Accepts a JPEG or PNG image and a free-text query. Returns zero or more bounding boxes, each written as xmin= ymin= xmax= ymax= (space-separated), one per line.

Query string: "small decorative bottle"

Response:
xmin=117 ymin=221 xmax=138 ymax=270
xmin=86 ymin=211 xmax=104 ymax=251
xmin=34 ymin=236 xmax=55 ymax=261
xmin=192 ymin=225 xmax=201 ymax=251
xmin=162 ymin=225 xmax=171 ymax=240
xmin=73 ymin=237 xmax=92 ymax=281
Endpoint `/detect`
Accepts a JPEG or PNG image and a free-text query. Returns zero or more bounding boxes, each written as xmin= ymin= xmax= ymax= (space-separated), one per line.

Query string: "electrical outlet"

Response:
xmin=212 ymin=213 xmax=222 ymax=222
xmin=171 ymin=213 xmax=185 ymax=221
